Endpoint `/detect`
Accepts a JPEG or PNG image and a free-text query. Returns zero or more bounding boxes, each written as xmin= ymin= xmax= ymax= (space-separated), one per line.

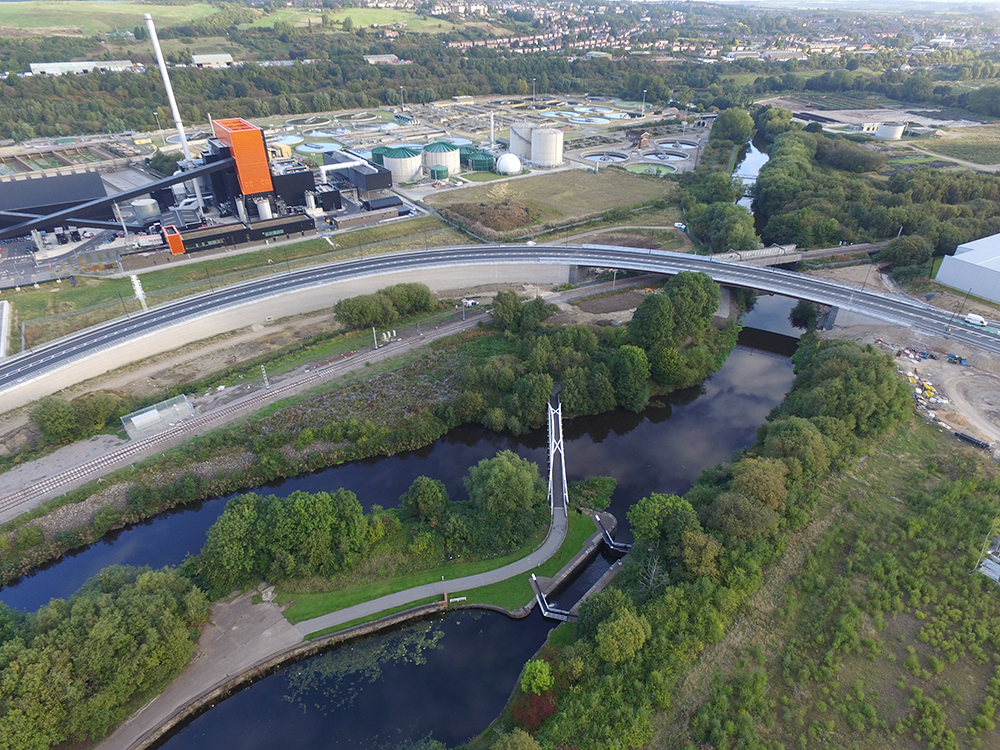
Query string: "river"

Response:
xmin=734 ymin=141 xmax=769 ymax=214
xmin=0 ymin=300 xmax=801 ymax=749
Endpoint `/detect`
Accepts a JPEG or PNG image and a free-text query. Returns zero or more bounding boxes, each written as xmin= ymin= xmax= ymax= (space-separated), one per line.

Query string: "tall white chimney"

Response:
xmin=145 ymin=13 xmax=203 ymax=211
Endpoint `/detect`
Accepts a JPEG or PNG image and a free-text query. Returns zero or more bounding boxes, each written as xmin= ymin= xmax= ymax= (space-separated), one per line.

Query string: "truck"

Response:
xmin=965 ymin=313 xmax=987 ymax=327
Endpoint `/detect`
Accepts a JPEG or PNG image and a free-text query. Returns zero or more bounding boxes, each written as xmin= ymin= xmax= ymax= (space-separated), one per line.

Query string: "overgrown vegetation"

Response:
xmin=0 ymin=566 xmax=208 ymax=749
xmin=504 ymin=335 xmax=913 ymax=749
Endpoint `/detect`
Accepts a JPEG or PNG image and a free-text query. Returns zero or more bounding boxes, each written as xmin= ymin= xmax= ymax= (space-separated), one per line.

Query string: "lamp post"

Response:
xmin=399 ymin=86 xmax=404 ymax=109
xmin=532 ymin=77 xmax=536 ymax=107
xmin=642 ymin=89 xmax=647 ymax=113
xmin=152 ymin=110 xmax=163 ymax=144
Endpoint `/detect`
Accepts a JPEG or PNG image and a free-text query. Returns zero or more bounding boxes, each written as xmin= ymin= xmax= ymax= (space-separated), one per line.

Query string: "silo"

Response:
xmin=255 ymin=197 xmax=273 ymax=220
xmin=510 ymin=123 xmax=533 ymax=161
xmin=370 ymin=145 xmax=390 ymax=165
xmin=382 ymin=146 xmax=423 ymax=183
xmin=875 ymin=122 xmax=906 ymax=141
xmin=422 ymin=141 xmax=461 ymax=176
xmin=530 ymin=128 xmax=563 ymax=167
xmin=469 ymin=152 xmax=494 ymax=172
xmin=429 ymin=164 xmax=449 ymax=180
xmin=459 ymin=145 xmax=478 ymax=166
xmin=130 ymin=198 xmax=161 ymax=223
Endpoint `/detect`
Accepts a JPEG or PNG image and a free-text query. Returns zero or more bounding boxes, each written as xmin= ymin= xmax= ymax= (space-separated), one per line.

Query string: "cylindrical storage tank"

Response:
xmin=422 ymin=141 xmax=460 ymax=175
xmin=429 ymin=164 xmax=448 ymax=180
xmin=495 ymin=153 xmax=522 ymax=175
xmin=382 ymin=146 xmax=423 ymax=184
xmin=370 ymin=145 xmax=390 ymax=165
xmin=530 ymin=128 xmax=563 ymax=167
xmin=875 ymin=122 xmax=906 ymax=141
xmin=469 ymin=152 xmax=494 ymax=172
xmin=130 ymin=198 xmax=160 ymax=223
xmin=510 ymin=123 xmax=533 ymax=160
xmin=255 ymin=198 xmax=273 ymax=220
xmin=459 ymin=145 xmax=478 ymax=165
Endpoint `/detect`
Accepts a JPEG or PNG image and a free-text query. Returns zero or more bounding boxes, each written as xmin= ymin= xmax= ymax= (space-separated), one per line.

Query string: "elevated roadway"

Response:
xmin=3 ymin=244 xmax=999 ymax=406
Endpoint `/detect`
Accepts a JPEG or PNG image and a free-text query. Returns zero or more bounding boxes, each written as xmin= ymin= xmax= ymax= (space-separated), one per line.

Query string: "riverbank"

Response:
xmin=97 ymin=509 xmax=618 ymax=750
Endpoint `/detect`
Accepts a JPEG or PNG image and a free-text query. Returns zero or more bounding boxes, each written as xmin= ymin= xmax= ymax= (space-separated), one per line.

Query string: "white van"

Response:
xmin=965 ymin=313 xmax=987 ymax=327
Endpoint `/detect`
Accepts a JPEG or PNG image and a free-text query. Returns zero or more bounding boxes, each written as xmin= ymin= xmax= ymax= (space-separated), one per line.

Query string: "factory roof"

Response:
xmin=0 ymin=171 xmax=107 ymax=212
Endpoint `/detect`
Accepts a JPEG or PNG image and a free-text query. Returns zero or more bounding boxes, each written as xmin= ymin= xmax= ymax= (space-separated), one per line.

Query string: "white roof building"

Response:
xmin=29 ymin=60 xmax=134 ymax=75
xmin=192 ymin=54 xmax=234 ymax=68
xmin=935 ymin=233 xmax=1000 ymax=304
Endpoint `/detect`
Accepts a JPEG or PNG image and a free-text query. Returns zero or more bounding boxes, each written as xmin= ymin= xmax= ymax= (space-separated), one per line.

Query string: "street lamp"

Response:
xmin=642 ymin=89 xmax=647 ymax=113
xmin=532 ymin=77 xmax=536 ymax=107
xmin=152 ymin=110 xmax=163 ymax=145
xmin=399 ymin=86 xmax=404 ymax=109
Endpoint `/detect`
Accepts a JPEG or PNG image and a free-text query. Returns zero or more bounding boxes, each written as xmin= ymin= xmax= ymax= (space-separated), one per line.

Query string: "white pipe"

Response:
xmin=145 ymin=13 xmax=204 ymax=211
xmin=319 ymin=161 xmax=366 ymax=182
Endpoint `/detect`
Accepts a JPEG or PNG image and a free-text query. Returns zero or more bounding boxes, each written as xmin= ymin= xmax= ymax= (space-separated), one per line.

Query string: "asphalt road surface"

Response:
xmin=3 ymin=244 xmax=1000 ymax=400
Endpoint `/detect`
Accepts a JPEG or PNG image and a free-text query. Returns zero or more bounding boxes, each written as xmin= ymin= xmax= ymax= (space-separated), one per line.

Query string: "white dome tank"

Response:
xmin=383 ymin=147 xmax=423 ymax=184
xmin=530 ymin=128 xmax=563 ymax=167
xmin=130 ymin=198 xmax=160 ymax=223
xmin=495 ymin=153 xmax=522 ymax=175
xmin=509 ymin=123 xmax=533 ymax=160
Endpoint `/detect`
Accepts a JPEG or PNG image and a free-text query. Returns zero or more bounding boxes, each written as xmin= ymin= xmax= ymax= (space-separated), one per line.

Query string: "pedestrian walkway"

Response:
xmin=295 ymin=511 xmax=568 ymax=635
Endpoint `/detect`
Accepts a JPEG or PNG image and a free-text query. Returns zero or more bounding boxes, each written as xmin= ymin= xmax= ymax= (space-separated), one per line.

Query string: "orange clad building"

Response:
xmin=211 ymin=118 xmax=273 ymax=196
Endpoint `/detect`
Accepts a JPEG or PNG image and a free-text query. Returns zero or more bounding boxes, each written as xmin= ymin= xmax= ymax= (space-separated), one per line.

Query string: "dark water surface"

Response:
xmin=0 ymin=304 xmax=803 ymax=748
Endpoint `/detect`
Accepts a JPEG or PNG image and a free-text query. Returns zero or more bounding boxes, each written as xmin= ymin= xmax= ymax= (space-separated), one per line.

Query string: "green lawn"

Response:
xmin=452 ymin=511 xmax=599 ymax=610
xmin=242 ymin=7 xmax=473 ymax=33
xmin=284 ymin=510 xmax=597 ymax=627
xmin=0 ymin=1 xmax=219 ymax=35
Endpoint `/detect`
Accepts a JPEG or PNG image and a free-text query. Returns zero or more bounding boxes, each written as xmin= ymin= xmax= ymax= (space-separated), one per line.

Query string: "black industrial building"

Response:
xmin=171 ymin=214 xmax=315 ymax=254
xmin=0 ymin=172 xmax=111 ymax=230
xmin=323 ymin=151 xmax=393 ymax=194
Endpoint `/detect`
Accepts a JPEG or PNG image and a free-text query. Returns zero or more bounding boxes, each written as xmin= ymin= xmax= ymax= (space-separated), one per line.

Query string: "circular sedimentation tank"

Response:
xmin=582 ymin=151 xmax=628 ymax=163
xmin=656 ymin=140 xmax=699 ymax=149
xmin=644 ymin=150 xmax=689 ymax=162
xmin=626 ymin=164 xmax=676 ymax=176
xmin=296 ymin=142 xmax=342 ymax=154
xmin=569 ymin=117 xmax=610 ymax=125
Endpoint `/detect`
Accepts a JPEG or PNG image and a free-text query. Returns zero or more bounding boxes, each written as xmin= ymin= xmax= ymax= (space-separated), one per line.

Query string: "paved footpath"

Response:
xmin=295 ymin=511 xmax=568 ymax=635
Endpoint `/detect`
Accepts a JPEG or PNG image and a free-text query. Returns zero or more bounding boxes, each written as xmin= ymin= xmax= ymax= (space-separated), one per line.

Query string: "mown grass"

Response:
xmin=0 ymin=1 xmax=218 ymax=34
xmin=282 ymin=511 xmax=596 ymax=626
xmin=451 ymin=511 xmax=599 ymax=610
xmin=921 ymin=133 xmax=1000 ymax=165
xmin=4 ymin=216 xmax=465 ymax=345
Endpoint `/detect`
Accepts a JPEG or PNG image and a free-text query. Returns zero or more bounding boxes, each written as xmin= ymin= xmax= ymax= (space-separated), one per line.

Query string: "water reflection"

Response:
xmin=158 ymin=610 xmax=555 ymax=750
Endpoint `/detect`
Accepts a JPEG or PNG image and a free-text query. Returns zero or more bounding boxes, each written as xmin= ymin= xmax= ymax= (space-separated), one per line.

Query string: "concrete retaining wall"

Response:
xmin=4 ymin=263 xmax=573 ymax=410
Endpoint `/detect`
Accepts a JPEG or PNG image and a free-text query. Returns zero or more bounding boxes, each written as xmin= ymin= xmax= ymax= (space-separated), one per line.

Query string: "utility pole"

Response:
xmin=372 ymin=326 xmax=379 ymax=349
xmin=532 ymin=77 xmax=536 ymax=107
xmin=642 ymin=89 xmax=647 ymax=113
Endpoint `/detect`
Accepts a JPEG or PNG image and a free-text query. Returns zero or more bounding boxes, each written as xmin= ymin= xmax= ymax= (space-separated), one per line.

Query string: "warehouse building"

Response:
xmin=935 ymin=232 xmax=1000 ymax=304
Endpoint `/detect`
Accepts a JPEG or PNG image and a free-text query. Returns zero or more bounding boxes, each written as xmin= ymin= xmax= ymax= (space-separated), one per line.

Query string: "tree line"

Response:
xmin=514 ymin=335 xmax=912 ymax=749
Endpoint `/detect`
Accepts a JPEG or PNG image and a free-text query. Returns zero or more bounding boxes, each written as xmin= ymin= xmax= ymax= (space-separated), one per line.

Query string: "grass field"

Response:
xmin=3 ymin=215 xmax=466 ymax=346
xmin=282 ymin=510 xmax=596 ymax=626
xmin=425 ymin=170 xmax=671 ymax=227
xmin=920 ymin=127 xmax=1000 ymax=165
xmin=241 ymin=7 xmax=477 ymax=34
xmin=0 ymin=1 xmax=219 ymax=35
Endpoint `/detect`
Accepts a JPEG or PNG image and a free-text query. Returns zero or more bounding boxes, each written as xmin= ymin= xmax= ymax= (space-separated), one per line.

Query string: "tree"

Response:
xmin=789 ymin=299 xmax=818 ymax=330
xmin=596 ymin=608 xmax=651 ymax=663
xmin=611 ymin=345 xmax=650 ymax=412
xmin=197 ymin=494 xmax=261 ymax=596
xmin=731 ymin=457 xmax=788 ymax=510
xmin=711 ymin=107 xmax=755 ymax=144
xmin=704 ymin=491 xmax=780 ymax=541
xmin=520 ymin=659 xmax=554 ymax=695
xmin=627 ymin=493 xmax=701 ymax=561
xmin=491 ymin=289 xmax=523 ymax=332
xmin=681 ymin=530 xmax=723 ymax=579
xmin=628 ymin=294 xmax=675 ymax=350
xmin=649 ymin=345 xmax=683 ymax=386
xmin=341 ymin=16 xmax=354 ymax=31
xmin=400 ymin=476 xmax=449 ymax=524
xmin=759 ymin=416 xmax=830 ymax=480
xmin=11 ymin=122 xmax=34 ymax=143
xmin=465 ymin=450 xmax=545 ymax=517
xmin=493 ymin=729 xmax=542 ymax=750
xmin=879 ymin=235 xmax=933 ymax=268
xmin=30 ymin=396 xmax=80 ymax=444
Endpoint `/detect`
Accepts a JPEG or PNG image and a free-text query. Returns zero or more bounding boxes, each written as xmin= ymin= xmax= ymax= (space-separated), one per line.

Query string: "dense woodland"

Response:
xmin=517 ymin=335 xmax=916 ymax=749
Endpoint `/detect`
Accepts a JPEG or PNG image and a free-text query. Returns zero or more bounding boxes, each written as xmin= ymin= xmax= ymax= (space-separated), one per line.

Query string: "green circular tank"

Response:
xmin=459 ymin=145 xmax=478 ymax=165
xmin=370 ymin=145 xmax=390 ymax=165
xmin=469 ymin=152 xmax=494 ymax=171
xmin=429 ymin=164 xmax=449 ymax=180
